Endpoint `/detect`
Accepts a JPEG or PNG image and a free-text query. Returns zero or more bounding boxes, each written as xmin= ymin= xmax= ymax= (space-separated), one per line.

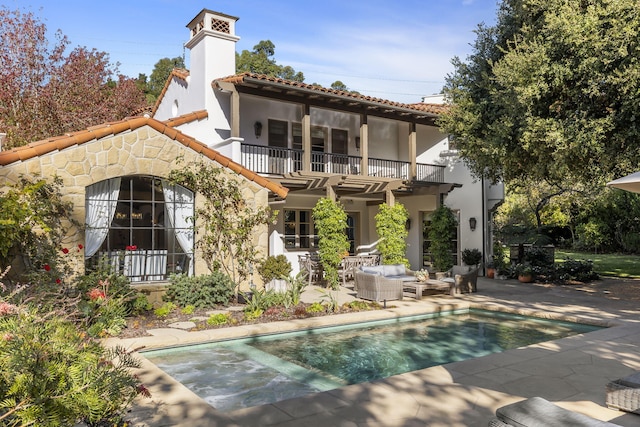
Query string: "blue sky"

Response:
xmin=12 ymin=0 xmax=498 ymax=104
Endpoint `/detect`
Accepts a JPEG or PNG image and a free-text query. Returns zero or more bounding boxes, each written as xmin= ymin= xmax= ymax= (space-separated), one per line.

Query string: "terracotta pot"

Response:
xmin=486 ymin=268 xmax=495 ymax=279
xmin=518 ymin=274 xmax=533 ymax=283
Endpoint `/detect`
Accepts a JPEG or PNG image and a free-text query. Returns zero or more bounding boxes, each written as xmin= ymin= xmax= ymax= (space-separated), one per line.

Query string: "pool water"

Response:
xmin=143 ymin=310 xmax=601 ymax=412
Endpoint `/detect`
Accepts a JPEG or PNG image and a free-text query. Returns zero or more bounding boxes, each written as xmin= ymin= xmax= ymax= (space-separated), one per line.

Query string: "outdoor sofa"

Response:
xmin=353 ymin=264 xmax=415 ymax=301
xmin=489 ymin=397 xmax=620 ymax=426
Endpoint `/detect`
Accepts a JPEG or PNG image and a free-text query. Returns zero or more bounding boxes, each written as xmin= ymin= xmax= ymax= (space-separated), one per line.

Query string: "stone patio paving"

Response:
xmin=104 ymin=277 xmax=640 ymax=426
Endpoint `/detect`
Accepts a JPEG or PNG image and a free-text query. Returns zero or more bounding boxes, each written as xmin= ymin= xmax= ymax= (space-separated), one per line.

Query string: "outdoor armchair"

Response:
xmin=440 ymin=265 xmax=479 ymax=293
xmin=354 ymin=267 xmax=406 ymax=302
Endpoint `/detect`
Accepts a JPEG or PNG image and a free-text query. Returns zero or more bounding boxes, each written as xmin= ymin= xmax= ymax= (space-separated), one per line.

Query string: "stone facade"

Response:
xmin=0 ymin=125 xmax=271 ymax=290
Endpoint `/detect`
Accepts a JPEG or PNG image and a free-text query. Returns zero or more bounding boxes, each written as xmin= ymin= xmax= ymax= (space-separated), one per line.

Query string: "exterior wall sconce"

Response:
xmin=405 ymin=218 xmax=411 ymax=231
xmin=254 ymin=121 xmax=262 ymax=138
xmin=469 ymin=217 xmax=477 ymax=231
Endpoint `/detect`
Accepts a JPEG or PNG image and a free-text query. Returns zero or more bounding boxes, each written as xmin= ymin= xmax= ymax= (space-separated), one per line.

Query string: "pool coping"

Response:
xmin=106 ymin=280 xmax=640 ymax=427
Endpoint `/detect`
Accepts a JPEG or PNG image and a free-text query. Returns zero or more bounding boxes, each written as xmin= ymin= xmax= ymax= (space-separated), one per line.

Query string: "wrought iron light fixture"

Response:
xmin=254 ymin=121 xmax=262 ymax=138
xmin=469 ymin=217 xmax=477 ymax=231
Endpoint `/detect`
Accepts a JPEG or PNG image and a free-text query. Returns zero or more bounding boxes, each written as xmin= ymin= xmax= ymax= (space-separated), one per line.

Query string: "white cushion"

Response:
xmin=383 ymin=264 xmax=406 ymax=276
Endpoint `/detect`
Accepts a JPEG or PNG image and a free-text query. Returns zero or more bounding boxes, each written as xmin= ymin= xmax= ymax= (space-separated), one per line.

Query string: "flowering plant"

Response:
xmin=415 ymin=269 xmax=430 ymax=282
xmin=87 ymin=287 xmax=106 ymax=301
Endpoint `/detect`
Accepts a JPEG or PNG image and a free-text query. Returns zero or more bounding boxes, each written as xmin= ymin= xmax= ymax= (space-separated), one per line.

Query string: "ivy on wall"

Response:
xmin=375 ymin=203 xmax=409 ymax=266
xmin=312 ymin=198 xmax=350 ymax=289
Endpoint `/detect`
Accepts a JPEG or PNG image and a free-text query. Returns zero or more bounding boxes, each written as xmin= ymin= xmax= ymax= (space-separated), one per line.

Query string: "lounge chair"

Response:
xmin=489 ymin=397 xmax=620 ymax=426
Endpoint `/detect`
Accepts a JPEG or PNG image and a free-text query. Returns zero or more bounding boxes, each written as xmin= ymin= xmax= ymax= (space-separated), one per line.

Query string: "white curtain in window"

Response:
xmin=162 ymin=181 xmax=194 ymax=275
xmin=85 ymin=178 xmax=121 ymax=258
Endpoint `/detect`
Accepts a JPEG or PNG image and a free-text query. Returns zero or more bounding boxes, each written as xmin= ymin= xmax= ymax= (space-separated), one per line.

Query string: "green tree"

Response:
xmin=236 ymin=40 xmax=304 ymax=81
xmin=375 ymin=203 xmax=409 ymax=266
xmin=330 ymin=81 xmax=348 ymax=91
xmin=168 ymin=163 xmax=276 ymax=296
xmin=312 ymin=198 xmax=350 ymax=289
xmin=440 ymin=0 xmax=640 ymax=188
xmin=147 ymin=56 xmax=185 ymax=102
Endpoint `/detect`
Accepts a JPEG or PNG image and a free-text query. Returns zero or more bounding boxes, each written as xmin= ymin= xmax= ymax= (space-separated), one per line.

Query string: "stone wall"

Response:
xmin=0 ymin=125 xmax=270 ymax=289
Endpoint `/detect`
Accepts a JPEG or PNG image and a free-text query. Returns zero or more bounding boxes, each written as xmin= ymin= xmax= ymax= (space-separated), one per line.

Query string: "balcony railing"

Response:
xmin=241 ymin=143 xmax=445 ymax=182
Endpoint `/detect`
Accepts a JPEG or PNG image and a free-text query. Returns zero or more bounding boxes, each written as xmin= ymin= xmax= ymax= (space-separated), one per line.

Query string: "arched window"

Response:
xmin=85 ymin=176 xmax=194 ymax=281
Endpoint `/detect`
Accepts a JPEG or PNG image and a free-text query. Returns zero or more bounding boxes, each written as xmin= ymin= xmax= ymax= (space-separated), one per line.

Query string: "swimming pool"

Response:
xmin=143 ymin=309 xmax=602 ymax=412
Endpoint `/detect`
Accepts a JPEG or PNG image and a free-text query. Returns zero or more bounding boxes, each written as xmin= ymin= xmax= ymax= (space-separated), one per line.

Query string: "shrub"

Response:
xmin=76 ymin=277 xmax=132 ymax=338
xmin=554 ymin=258 xmax=599 ymax=283
xmin=165 ymin=272 xmax=234 ymax=309
xmin=181 ymin=305 xmax=195 ymax=315
xmin=154 ymin=302 xmax=177 ymax=318
xmin=345 ymin=300 xmax=370 ymax=311
xmin=257 ymin=255 xmax=292 ymax=283
xmin=307 ymin=302 xmax=325 ymax=313
xmin=131 ymin=293 xmax=152 ymax=315
xmin=523 ymin=246 xmax=554 ymax=267
xmin=0 ymin=308 xmax=148 ymax=426
xmin=244 ymin=309 xmax=263 ymax=321
xmin=461 ymin=248 xmax=482 ymax=267
xmin=206 ymin=313 xmax=230 ymax=325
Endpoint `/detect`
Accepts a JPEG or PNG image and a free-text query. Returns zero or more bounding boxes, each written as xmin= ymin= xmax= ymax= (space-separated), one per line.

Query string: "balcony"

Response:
xmin=241 ymin=143 xmax=445 ymax=183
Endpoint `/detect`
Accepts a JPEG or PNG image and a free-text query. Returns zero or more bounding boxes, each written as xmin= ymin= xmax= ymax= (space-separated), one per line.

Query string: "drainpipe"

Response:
xmin=482 ymin=176 xmax=486 ymax=276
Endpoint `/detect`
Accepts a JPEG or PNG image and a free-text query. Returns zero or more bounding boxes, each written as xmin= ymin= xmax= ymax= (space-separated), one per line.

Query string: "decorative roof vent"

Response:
xmin=186 ymin=8 xmax=239 ymax=46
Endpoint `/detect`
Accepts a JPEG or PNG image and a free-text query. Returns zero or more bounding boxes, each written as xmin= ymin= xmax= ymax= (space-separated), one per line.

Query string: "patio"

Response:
xmin=107 ymin=277 xmax=640 ymax=427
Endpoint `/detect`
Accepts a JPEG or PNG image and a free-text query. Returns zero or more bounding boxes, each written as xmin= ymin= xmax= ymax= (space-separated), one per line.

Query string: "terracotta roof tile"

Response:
xmin=0 ymin=110 xmax=288 ymax=199
xmin=215 ymin=72 xmax=450 ymax=116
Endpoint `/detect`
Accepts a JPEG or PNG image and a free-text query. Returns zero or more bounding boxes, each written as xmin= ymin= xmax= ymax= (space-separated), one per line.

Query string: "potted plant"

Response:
xmin=515 ymin=264 xmax=533 ymax=283
xmin=461 ymin=248 xmax=482 ymax=269
xmin=486 ymin=260 xmax=496 ymax=279
xmin=258 ymin=255 xmax=292 ymax=292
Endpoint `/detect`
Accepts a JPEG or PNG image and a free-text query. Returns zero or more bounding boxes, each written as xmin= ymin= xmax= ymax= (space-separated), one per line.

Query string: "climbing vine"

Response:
xmin=169 ymin=162 xmax=276 ymax=295
xmin=375 ymin=203 xmax=409 ymax=266
xmin=428 ymin=205 xmax=458 ymax=271
xmin=312 ymin=198 xmax=350 ymax=289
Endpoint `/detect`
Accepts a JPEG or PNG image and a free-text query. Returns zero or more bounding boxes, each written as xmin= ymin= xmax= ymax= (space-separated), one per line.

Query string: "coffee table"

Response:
xmin=403 ymin=279 xmax=456 ymax=299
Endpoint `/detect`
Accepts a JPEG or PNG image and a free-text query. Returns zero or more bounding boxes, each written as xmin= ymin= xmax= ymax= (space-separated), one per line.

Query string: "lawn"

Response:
xmin=556 ymin=249 xmax=640 ymax=278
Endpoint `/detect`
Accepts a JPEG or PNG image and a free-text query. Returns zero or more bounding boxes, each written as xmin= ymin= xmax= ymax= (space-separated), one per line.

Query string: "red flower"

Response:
xmin=78 ymin=244 xmax=83 ymax=250
xmin=87 ymin=288 xmax=106 ymax=301
xmin=61 ymin=248 xmax=69 ymax=254
xmin=126 ymin=245 xmax=138 ymax=251
xmin=56 ymin=278 xmax=61 ymax=284
xmin=0 ymin=302 xmax=17 ymax=315
xmin=136 ymin=384 xmax=151 ymax=398
xmin=43 ymin=264 xmax=51 ymax=271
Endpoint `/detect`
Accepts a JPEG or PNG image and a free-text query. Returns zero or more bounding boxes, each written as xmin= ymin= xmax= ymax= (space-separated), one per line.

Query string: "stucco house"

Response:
xmin=0 ymin=8 xmax=503 ymax=289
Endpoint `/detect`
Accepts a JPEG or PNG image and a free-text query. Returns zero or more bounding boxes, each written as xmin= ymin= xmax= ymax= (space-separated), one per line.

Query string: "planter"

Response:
xmin=486 ymin=268 xmax=495 ymax=279
xmin=518 ymin=274 xmax=533 ymax=283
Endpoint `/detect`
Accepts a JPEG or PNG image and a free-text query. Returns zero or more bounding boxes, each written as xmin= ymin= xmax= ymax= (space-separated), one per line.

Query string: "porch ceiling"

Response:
xmin=216 ymin=74 xmax=440 ymax=126
xmin=269 ymin=171 xmax=454 ymax=201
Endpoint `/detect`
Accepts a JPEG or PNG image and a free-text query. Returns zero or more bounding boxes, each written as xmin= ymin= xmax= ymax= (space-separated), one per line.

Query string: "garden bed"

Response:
xmin=119 ymin=300 xmax=383 ymax=339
